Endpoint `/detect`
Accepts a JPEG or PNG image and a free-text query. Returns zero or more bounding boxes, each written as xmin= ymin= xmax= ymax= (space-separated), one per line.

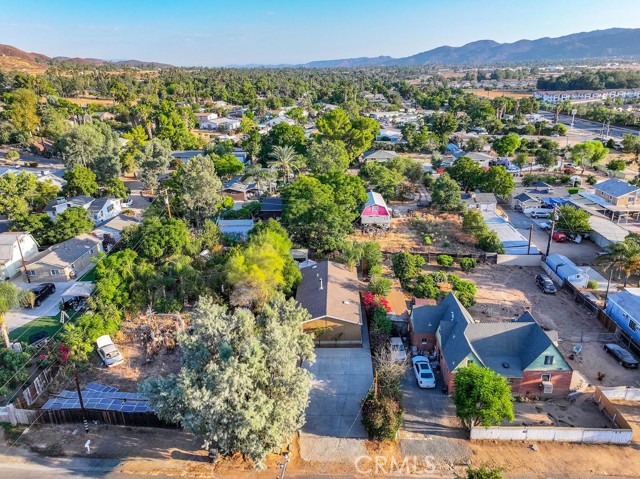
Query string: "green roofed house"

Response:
xmin=410 ymin=293 xmax=572 ymax=397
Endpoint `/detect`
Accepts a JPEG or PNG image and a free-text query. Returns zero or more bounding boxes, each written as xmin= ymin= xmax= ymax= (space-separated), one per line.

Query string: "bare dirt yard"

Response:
xmin=78 ymin=313 xmax=184 ymax=393
xmin=510 ymin=393 xmax=611 ymax=428
xmin=351 ymin=212 xmax=480 ymax=254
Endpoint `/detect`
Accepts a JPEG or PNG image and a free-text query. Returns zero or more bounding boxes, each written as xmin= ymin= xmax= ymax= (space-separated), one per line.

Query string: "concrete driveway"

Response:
xmin=302 ymin=326 xmax=374 ymax=438
xmin=6 ymin=278 xmax=78 ymax=331
xmin=401 ymin=367 xmax=465 ymax=439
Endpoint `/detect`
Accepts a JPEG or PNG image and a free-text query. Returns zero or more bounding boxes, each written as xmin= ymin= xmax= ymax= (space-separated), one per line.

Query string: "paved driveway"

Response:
xmin=401 ymin=367 xmax=465 ymax=439
xmin=302 ymin=326 xmax=374 ymax=438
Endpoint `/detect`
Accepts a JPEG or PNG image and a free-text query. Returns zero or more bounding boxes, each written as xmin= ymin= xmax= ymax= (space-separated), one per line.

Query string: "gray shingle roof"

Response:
xmin=296 ymin=261 xmax=362 ymax=324
xmin=363 ymin=150 xmax=399 ymax=161
xmin=27 ymin=234 xmax=102 ymax=268
xmin=595 ymin=178 xmax=640 ymax=198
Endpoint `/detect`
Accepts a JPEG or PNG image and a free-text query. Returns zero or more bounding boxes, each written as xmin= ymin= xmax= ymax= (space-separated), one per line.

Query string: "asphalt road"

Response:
xmin=539 ymin=111 xmax=640 ymax=140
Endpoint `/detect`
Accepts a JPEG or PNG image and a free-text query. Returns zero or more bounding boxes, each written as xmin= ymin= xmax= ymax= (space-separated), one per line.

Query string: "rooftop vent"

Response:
xmin=502 ymin=362 xmax=510 ymax=369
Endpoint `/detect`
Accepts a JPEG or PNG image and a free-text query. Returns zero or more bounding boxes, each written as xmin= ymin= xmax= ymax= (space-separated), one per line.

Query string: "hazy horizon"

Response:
xmin=3 ymin=0 xmax=640 ymax=66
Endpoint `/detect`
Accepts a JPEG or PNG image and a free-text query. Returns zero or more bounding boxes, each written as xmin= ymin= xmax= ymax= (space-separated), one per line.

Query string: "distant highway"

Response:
xmin=540 ymin=111 xmax=640 ymax=140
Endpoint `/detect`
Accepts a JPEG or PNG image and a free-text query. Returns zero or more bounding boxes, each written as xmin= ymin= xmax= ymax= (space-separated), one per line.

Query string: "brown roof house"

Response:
xmin=296 ymin=261 xmax=363 ymax=347
xmin=25 ymin=234 xmax=103 ymax=282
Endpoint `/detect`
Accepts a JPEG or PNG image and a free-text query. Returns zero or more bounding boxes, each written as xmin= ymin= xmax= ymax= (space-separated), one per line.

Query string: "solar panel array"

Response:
xmin=42 ymin=382 xmax=153 ymax=413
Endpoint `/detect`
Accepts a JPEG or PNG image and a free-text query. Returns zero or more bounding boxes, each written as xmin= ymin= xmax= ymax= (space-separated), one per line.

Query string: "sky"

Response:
xmin=1 ymin=0 xmax=640 ymax=66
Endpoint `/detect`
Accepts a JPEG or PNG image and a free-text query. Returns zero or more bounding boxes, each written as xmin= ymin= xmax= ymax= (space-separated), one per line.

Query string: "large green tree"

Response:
xmin=62 ymin=166 xmax=99 ymax=197
xmin=316 ymin=108 xmax=379 ymax=157
xmin=306 ymin=139 xmax=351 ymax=173
xmin=555 ymin=205 xmax=591 ymax=235
xmin=55 ymin=122 xmax=121 ymax=168
xmin=5 ymin=88 xmax=39 ymax=135
xmin=482 ymin=166 xmax=515 ymax=197
xmin=430 ymin=173 xmax=462 ymax=211
xmin=141 ymin=294 xmax=314 ymax=467
xmin=281 ymin=175 xmax=356 ymax=252
xmin=447 ymin=156 xmax=484 ymax=191
xmin=136 ymin=138 xmax=172 ymax=193
xmin=492 ymin=133 xmax=521 ymax=157
xmin=622 ymin=134 xmax=640 ymax=165
xmin=0 ymin=172 xmax=59 ymax=219
xmin=452 ymin=363 xmax=514 ymax=429
xmin=50 ymin=207 xmax=94 ymax=243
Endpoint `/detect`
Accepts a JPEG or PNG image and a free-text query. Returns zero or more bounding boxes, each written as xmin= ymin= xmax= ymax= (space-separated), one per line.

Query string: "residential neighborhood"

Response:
xmin=1 ymin=6 xmax=640 ymax=479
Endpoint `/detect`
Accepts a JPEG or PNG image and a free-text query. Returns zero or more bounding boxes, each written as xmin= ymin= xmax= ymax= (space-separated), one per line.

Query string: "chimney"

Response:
xmin=319 ymin=278 xmax=323 ymax=290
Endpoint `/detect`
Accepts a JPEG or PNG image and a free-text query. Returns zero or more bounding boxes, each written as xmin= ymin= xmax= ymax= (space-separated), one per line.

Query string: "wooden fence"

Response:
xmin=13 ymin=365 xmax=60 ymax=409
xmin=38 ymin=408 xmax=174 ymax=428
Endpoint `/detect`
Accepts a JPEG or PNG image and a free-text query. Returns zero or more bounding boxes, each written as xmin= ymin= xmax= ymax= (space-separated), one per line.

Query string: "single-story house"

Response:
xmin=411 ymin=293 xmax=572 ymax=397
xmin=25 ymin=234 xmax=103 ymax=282
xmin=605 ymin=289 xmax=640 ymax=348
xmin=296 ymin=261 xmax=363 ymax=346
xmin=259 ymin=197 xmax=284 ymax=220
xmin=463 ymin=151 xmax=496 ymax=167
xmin=376 ymin=128 xmax=403 ymax=142
xmin=205 ymin=118 xmax=241 ymax=131
xmin=172 ymin=150 xmax=204 ymax=162
xmin=594 ymin=178 xmax=640 ymax=207
xmin=43 ymin=196 xmax=94 ymax=221
xmin=87 ymin=197 xmax=122 ymax=224
xmin=0 ymin=232 xmax=39 ymax=280
xmin=218 ymin=219 xmax=254 ymax=240
xmin=221 ymin=176 xmax=259 ymax=201
xmin=361 ymin=191 xmax=391 ymax=227
xmin=462 ymin=192 xmax=497 ymax=212
xmin=362 ymin=150 xmax=399 ymax=163
xmin=91 ymin=214 xmax=140 ymax=243
xmin=95 ymin=112 xmax=115 ymax=122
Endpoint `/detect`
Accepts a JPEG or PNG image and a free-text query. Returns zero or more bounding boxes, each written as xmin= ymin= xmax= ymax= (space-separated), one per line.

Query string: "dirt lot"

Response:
xmin=78 ymin=313 xmax=184 ymax=393
xmin=351 ymin=212 xmax=480 ymax=254
xmin=510 ymin=393 xmax=611 ymax=428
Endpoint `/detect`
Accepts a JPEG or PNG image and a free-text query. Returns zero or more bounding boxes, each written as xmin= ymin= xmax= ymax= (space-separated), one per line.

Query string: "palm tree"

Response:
xmin=0 ymin=282 xmax=27 ymax=349
xmin=598 ymin=240 xmax=640 ymax=287
xmin=244 ymin=164 xmax=278 ymax=195
xmin=268 ymin=145 xmax=305 ymax=184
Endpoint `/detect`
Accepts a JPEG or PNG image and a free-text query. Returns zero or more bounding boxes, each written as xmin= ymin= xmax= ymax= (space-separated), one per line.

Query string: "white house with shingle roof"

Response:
xmin=0 ymin=232 xmax=39 ymax=280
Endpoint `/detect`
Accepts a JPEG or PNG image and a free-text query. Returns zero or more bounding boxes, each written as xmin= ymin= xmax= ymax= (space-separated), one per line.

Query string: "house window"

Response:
xmin=629 ymin=320 xmax=638 ymax=332
xmin=544 ymin=355 xmax=554 ymax=365
xmin=27 ymin=270 xmax=36 ymax=276
xmin=466 ymin=360 xmax=473 ymax=366
xmin=50 ymin=269 xmax=60 ymax=276
xmin=541 ymin=374 xmax=552 ymax=382
xmin=371 ymin=205 xmax=379 ymax=213
xmin=421 ymin=338 xmax=427 ymax=345
xmin=506 ymin=377 xmax=514 ymax=384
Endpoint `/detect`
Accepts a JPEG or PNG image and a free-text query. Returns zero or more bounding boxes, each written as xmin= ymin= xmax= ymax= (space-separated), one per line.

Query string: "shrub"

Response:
xmin=607 ymin=159 xmax=626 ymax=172
xmin=391 ymin=252 xmax=425 ymax=282
xmin=361 ymin=391 xmax=403 ymax=440
xmin=459 ymin=257 xmax=477 ymax=272
xmin=567 ymin=187 xmax=580 ymax=194
xmin=368 ymin=264 xmax=383 ymax=278
xmin=477 ymin=231 xmax=505 ymax=253
xmin=587 ymin=175 xmax=597 ymax=186
xmin=372 ymin=308 xmax=393 ymax=335
xmin=587 ymin=279 xmax=599 ymax=289
xmin=413 ymin=274 xmax=440 ymax=299
xmin=0 ymin=349 xmax=30 ymax=395
xmin=436 ymin=254 xmax=454 ymax=268
xmin=423 ymin=235 xmax=432 ymax=246
xmin=442 ymin=240 xmax=451 ymax=247
xmin=431 ymin=270 xmax=448 ymax=284
xmin=370 ymin=276 xmax=393 ymax=296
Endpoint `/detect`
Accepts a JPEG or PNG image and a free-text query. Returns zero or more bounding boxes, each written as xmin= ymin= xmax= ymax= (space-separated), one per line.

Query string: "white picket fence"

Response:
xmin=0 ymin=404 xmax=39 ymax=425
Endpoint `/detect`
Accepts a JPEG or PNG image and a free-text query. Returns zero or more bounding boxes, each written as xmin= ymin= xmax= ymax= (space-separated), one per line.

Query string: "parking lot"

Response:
xmin=503 ymin=207 xmax=601 ymax=265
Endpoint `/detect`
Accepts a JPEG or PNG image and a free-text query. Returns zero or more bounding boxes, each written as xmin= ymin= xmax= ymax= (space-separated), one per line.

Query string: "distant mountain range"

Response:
xmin=300 ymin=28 xmax=640 ymax=68
xmin=0 ymin=44 xmax=173 ymax=72
xmin=2 ymin=28 xmax=640 ymax=71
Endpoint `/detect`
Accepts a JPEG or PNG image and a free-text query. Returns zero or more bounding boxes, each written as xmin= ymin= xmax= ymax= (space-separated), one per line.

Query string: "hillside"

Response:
xmin=300 ymin=28 xmax=640 ymax=67
xmin=0 ymin=44 xmax=173 ymax=71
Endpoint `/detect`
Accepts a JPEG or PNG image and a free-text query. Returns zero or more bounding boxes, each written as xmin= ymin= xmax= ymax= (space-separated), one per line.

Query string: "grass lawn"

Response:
xmin=78 ymin=267 xmax=97 ymax=282
xmin=9 ymin=310 xmax=82 ymax=343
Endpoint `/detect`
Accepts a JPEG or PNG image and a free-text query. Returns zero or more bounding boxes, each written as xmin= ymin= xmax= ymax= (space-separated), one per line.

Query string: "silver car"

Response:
xmin=96 ymin=335 xmax=124 ymax=367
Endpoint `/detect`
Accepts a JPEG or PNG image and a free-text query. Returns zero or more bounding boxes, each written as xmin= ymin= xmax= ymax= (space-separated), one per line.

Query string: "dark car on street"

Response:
xmin=29 ymin=283 xmax=56 ymax=307
xmin=535 ymin=274 xmax=557 ymax=294
xmin=604 ymin=343 xmax=639 ymax=368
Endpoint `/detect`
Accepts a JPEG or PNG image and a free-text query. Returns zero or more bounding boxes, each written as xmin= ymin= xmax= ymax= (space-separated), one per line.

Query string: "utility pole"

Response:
xmin=16 ymin=234 xmax=31 ymax=283
xmin=545 ymin=206 xmax=557 ymax=257
xmin=74 ymin=367 xmax=89 ymax=434
xmin=527 ymin=224 xmax=533 ymax=255
xmin=604 ymin=267 xmax=614 ymax=307
xmin=374 ymin=371 xmax=378 ymax=398
xmin=163 ymin=189 xmax=172 ymax=219
xmin=277 ymin=447 xmax=291 ymax=479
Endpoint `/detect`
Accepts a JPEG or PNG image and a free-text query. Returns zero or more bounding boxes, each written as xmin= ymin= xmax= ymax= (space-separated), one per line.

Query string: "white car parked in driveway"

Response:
xmin=412 ymin=356 xmax=436 ymax=388
xmin=390 ymin=337 xmax=407 ymax=363
xmin=96 ymin=335 xmax=124 ymax=367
